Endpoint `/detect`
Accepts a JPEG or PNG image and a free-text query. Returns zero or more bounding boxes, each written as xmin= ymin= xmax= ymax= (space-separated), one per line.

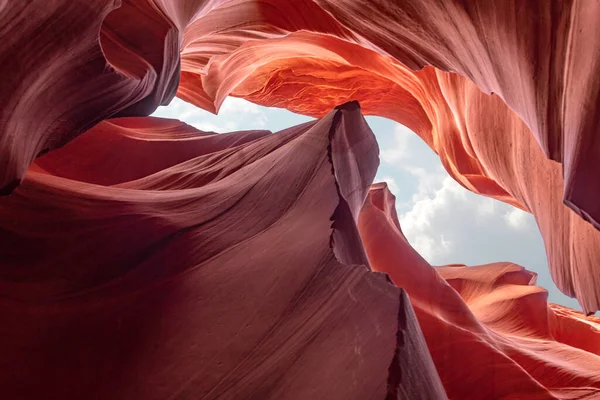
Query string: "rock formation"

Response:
xmin=3 ymin=0 xmax=600 ymax=312
xmin=176 ymin=1 xmax=600 ymax=313
xmin=0 ymin=104 xmax=446 ymax=399
xmin=359 ymin=183 xmax=600 ymax=399
xmin=2 ymin=0 xmax=600 ymax=398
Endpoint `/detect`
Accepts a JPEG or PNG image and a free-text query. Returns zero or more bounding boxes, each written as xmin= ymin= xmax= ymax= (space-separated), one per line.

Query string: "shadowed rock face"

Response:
xmin=0 ymin=104 xmax=446 ymax=399
xmin=2 ymin=1 xmax=600 ymax=398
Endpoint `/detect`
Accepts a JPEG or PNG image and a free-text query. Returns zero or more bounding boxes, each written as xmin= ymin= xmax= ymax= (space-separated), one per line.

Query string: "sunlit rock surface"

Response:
xmin=359 ymin=183 xmax=600 ymax=399
xmin=2 ymin=0 xmax=600 ymax=311
xmin=2 ymin=0 xmax=600 ymax=398
xmin=176 ymin=1 xmax=600 ymax=313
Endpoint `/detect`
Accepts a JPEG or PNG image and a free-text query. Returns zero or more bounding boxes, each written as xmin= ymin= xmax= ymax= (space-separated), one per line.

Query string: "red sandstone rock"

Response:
xmin=0 ymin=104 xmax=446 ymax=399
xmin=2 ymin=0 xmax=600 ymax=311
xmin=177 ymin=1 xmax=600 ymax=313
xmin=358 ymin=183 xmax=600 ymax=399
xmin=3 ymin=1 xmax=600 ymax=397
xmin=0 ymin=0 xmax=185 ymax=192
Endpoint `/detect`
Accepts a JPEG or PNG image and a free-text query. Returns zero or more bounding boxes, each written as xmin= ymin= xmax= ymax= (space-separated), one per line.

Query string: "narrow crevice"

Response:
xmin=385 ymin=290 xmax=407 ymax=400
xmin=0 ymin=178 xmax=21 ymax=196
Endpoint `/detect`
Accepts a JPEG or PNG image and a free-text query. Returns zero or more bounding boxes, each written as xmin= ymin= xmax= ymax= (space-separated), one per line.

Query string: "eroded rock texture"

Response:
xmin=2 ymin=0 xmax=600 ymax=398
xmin=0 ymin=104 xmax=446 ymax=399
xmin=2 ymin=0 xmax=600 ymax=312
xmin=359 ymin=183 xmax=600 ymax=399
xmin=175 ymin=1 xmax=600 ymax=313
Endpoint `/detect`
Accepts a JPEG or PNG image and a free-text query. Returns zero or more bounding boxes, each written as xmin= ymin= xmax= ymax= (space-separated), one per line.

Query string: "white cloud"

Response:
xmin=412 ymin=235 xmax=436 ymax=260
xmin=152 ymin=97 xmax=268 ymax=133
xmin=504 ymin=208 xmax=529 ymax=230
xmin=403 ymin=165 xmax=450 ymax=202
xmin=399 ymin=176 xmax=465 ymax=261
xmin=219 ymin=97 xmax=267 ymax=125
xmin=397 ymin=174 xmax=539 ymax=264
xmin=477 ymin=197 xmax=497 ymax=217
xmin=380 ymin=124 xmax=413 ymax=164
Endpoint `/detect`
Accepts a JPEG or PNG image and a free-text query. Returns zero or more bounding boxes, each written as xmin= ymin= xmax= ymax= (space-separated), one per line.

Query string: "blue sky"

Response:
xmin=153 ymin=97 xmax=581 ymax=310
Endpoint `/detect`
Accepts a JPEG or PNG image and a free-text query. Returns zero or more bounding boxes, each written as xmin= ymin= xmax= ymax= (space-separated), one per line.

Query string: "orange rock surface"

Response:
xmin=176 ymin=1 xmax=600 ymax=313
xmin=2 ymin=0 xmax=600 ymax=398
xmin=2 ymin=0 xmax=599 ymax=312
xmin=359 ymin=183 xmax=600 ymax=399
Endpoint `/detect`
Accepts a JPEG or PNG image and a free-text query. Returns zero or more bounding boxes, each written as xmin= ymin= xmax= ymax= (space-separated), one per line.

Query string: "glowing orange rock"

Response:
xmin=182 ymin=0 xmax=600 ymax=232
xmin=3 ymin=0 xmax=600 ymax=311
xmin=174 ymin=0 xmax=600 ymax=312
xmin=3 ymin=2 xmax=600 ymax=396
xmin=358 ymin=183 xmax=600 ymax=399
